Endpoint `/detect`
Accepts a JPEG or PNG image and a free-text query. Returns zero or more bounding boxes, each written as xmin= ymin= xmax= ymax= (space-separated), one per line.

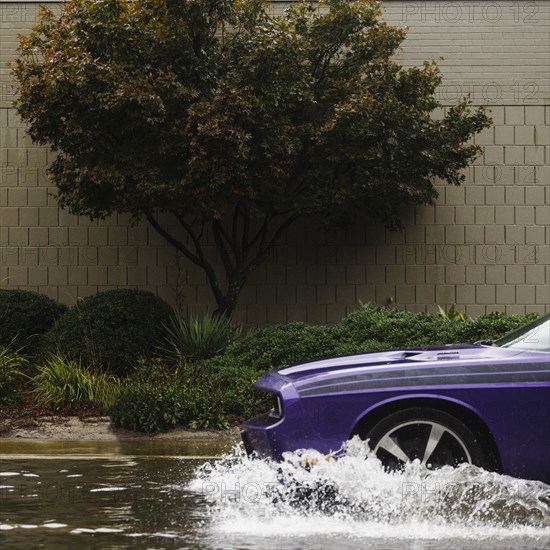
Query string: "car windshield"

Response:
xmin=494 ymin=314 xmax=550 ymax=352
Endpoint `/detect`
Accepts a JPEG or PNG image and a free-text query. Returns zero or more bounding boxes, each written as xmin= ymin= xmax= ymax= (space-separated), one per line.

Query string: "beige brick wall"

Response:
xmin=1 ymin=1 xmax=549 ymax=324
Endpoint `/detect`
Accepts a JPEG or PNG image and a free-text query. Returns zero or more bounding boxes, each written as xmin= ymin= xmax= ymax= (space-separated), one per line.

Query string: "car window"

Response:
xmin=496 ymin=315 xmax=550 ymax=352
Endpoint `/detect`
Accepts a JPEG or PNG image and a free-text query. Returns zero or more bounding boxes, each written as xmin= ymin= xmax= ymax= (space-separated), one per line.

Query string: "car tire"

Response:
xmin=365 ymin=407 xmax=488 ymax=471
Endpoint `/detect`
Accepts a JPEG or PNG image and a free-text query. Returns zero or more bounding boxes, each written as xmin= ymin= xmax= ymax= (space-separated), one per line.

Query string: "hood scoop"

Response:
xmin=403 ymin=348 xmax=515 ymax=362
xmin=405 ymin=350 xmax=462 ymax=361
xmin=400 ymin=351 xmax=424 ymax=359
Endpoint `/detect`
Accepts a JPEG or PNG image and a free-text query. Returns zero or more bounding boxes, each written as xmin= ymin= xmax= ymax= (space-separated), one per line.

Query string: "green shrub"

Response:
xmin=0 ymin=290 xmax=67 ymax=356
xmin=110 ymin=364 xmax=184 ymax=432
xmin=33 ymin=354 xmax=120 ymax=412
xmin=202 ymin=356 xmax=270 ymax=418
xmin=160 ymin=311 xmax=242 ymax=364
xmin=180 ymin=367 xmax=228 ymax=429
xmin=48 ymin=289 xmax=174 ymax=375
xmin=109 ymin=362 xmax=227 ymax=432
xmin=455 ymin=311 xmax=538 ymax=343
xmin=223 ymin=323 xmax=339 ymax=372
xmin=332 ymin=304 xmax=459 ymax=350
xmin=330 ymin=338 xmax=396 ymax=356
xmin=0 ymin=344 xmax=29 ymax=405
xmin=332 ymin=304 xmax=537 ymax=351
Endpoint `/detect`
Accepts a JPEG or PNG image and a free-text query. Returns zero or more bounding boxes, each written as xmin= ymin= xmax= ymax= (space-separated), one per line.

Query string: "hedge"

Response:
xmin=48 ymin=289 xmax=173 ymax=375
xmin=0 ymin=289 xmax=67 ymax=356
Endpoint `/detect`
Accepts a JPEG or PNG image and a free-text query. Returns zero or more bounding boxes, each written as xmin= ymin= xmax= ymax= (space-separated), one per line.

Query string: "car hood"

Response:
xmin=272 ymin=344 xmax=548 ymax=393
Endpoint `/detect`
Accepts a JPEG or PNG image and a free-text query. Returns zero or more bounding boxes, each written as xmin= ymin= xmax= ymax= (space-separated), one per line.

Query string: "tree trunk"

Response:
xmin=213 ymin=278 xmax=245 ymax=318
xmin=146 ymin=211 xmax=295 ymax=319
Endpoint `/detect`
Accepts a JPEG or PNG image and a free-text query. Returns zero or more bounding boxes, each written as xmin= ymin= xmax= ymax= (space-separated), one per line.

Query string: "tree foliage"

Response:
xmin=13 ymin=0 xmax=491 ymax=315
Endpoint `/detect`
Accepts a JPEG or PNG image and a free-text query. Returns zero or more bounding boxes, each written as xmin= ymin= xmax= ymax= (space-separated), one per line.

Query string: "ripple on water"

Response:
xmin=188 ymin=437 xmax=550 ymax=542
xmin=89 ymin=487 xmax=127 ymax=493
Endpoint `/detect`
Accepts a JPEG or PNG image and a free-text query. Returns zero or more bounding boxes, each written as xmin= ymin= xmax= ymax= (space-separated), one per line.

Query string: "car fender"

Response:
xmin=348 ymin=392 xmax=487 ymax=440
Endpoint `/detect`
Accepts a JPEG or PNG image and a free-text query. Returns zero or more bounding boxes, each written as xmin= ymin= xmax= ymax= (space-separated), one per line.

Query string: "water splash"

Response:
xmin=189 ymin=437 xmax=550 ymax=541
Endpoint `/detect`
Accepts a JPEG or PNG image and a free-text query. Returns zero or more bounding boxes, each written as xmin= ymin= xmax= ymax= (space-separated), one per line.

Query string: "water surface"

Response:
xmin=1 ymin=438 xmax=549 ymax=549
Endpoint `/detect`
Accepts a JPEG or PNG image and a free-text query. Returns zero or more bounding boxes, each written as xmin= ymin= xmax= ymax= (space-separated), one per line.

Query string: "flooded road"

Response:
xmin=1 ymin=438 xmax=549 ymax=549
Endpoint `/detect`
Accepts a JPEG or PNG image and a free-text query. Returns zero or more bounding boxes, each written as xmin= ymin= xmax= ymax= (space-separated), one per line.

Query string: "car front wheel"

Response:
xmin=365 ymin=407 xmax=487 ymax=471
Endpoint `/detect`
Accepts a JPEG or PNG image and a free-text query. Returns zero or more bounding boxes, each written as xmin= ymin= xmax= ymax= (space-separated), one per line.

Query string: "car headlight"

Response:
xmin=268 ymin=393 xmax=283 ymax=420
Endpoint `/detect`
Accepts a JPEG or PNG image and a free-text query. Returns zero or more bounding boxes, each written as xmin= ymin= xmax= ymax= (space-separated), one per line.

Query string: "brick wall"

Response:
xmin=1 ymin=0 xmax=549 ymax=324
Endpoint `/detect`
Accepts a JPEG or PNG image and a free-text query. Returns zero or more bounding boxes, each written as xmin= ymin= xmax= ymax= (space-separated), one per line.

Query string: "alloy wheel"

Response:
xmin=373 ymin=420 xmax=472 ymax=470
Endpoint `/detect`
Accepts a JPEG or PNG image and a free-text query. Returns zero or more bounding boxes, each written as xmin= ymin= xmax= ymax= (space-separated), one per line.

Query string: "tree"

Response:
xmin=13 ymin=0 xmax=490 ymax=316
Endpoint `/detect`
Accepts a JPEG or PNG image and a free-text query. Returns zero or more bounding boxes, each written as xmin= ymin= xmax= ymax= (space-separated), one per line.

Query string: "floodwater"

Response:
xmin=1 ymin=438 xmax=549 ymax=549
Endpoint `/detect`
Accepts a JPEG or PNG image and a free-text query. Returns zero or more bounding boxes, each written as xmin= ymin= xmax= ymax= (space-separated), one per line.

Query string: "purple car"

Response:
xmin=241 ymin=314 xmax=550 ymax=483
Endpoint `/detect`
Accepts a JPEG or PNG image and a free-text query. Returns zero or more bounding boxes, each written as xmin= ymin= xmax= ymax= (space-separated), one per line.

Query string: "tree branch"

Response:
xmin=246 ymin=214 xmax=270 ymax=255
xmin=171 ymin=211 xmax=206 ymax=262
xmin=147 ymin=211 xmax=224 ymax=306
xmin=243 ymin=215 xmax=296 ymax=275
xmin=212 ymin=219 xmax=235 ymax=277
xmin=213 ymin=215 xmax=240 ymax=262
xmin=231 ymin=204 xmax=240 ymax=244
xmin=145 ymin=212 xmax=201 ymax=266
xmin=241 ymin=206 xmax=250 ymax=260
